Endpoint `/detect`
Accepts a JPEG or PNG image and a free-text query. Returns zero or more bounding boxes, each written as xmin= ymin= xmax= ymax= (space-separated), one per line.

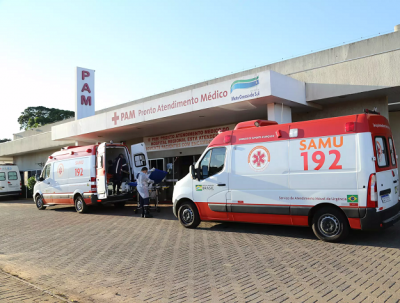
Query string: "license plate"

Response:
xmin=381 ymin=194 xmax=391 ymax=203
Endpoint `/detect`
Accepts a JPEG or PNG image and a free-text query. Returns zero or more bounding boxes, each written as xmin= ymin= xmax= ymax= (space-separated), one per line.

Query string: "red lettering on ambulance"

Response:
xmin=318 ymin=138 xmax=331 ymax=149
xmin=333 ymin=136 xmax=343 ymax=148
xmin=308 ymin=139 xmax=317 ymax=150
xmin=329 ymin=150 xmax=342 ymax=169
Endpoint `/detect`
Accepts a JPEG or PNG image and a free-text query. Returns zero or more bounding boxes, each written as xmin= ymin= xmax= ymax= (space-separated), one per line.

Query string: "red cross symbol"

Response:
xmin=58 ymin=166 xmax=63 ymax=174
xmin=252 ymin=151 xmax=266 ymax=167
xmin=112 ymin=112 xmax=119 ymax=125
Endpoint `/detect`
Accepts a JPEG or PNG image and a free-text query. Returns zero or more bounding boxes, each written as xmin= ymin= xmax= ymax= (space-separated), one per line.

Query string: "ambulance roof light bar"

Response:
xmin=289 ymin=129 xmax=298 ymax=138
xmin=234 ymin=120 xmax=278 ymax=130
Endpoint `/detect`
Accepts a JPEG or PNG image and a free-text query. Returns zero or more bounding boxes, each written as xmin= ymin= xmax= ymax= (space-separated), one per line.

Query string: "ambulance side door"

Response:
xmin=52 ymin=161 xmax=66 ymax=204
xmin=0 ymin=171 xmax=6 ymax=192
xmin=96 ymin=143 xmax=107 ymax=199
xmin=39 ymin=163 xmax=54 ymax=203
xmin=229 ymin=138 xmax=291 ymax=224
xmin=192 ymin=147 xmax=229 ymax=220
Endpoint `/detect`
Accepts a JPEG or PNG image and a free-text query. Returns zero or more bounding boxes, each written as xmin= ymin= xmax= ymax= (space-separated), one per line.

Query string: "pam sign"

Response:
xmin=76 ymin=67 xmax=95 ymax=120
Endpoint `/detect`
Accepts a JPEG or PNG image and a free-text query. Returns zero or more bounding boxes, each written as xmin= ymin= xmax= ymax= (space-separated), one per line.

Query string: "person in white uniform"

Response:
xmin=137 ymin=167 xmax=154 ymax=218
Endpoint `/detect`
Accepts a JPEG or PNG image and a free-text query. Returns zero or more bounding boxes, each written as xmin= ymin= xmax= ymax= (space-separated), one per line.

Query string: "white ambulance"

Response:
xmin=172 ymin=110 xmax=400 ymax=242
xmin=34 ymin=142 xmax=148 ymax=213
xmin=0 ymin=164 xmax=22 ymax=199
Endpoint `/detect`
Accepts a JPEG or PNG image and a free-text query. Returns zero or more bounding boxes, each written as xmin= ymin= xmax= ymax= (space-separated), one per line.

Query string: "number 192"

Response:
xmin=300 ymin=150 xmax=342 ymax=170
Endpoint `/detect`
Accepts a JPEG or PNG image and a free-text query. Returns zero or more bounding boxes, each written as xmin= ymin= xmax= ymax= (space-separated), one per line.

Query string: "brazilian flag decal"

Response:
xmin=196 ymin=185 xmax=202 ymax=191
xmin=347 ymin=195 xmax=359 ymax=203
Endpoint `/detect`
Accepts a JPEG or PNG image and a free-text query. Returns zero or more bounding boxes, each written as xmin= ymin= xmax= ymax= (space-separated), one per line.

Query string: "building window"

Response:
xmin=149 ymin=158 xmax=164 ymax=171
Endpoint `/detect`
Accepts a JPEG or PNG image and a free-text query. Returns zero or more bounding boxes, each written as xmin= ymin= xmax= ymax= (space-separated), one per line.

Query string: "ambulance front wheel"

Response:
xmin=312 ymin=207 xmax=349 ymax=242
xmin=75 ymin=195 xmax=88 ymax=214
xmin=178 ymin=201 xmax=200 ymax=228
xmin=35 ymin=195 xmax=46 ymax=210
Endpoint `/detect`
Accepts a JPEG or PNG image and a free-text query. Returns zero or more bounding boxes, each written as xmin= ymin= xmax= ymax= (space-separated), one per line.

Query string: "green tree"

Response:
xmin=27 ymin=176 xmax=36 ymax=191
xmin=0 ymin=138 xmax=10 ymax=143
xmin=17 ymin=106 xmax=74 ymax=130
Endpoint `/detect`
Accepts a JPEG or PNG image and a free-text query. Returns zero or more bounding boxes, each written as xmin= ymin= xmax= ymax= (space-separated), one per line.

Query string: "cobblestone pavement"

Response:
xmin=0 ymin=269 xmax=66 ymax=302
xmin=0 ymin=199 xmax=400 ymax=303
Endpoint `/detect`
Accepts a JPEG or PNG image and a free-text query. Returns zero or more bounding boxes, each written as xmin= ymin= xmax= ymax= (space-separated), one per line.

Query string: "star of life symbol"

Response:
xmin=57 ymin=164 xmax=64 ymax=176
xmin=248 ymin=146 xmax=270 ymax=171
xmin=253 ymin=151 xmax=265 ymax=167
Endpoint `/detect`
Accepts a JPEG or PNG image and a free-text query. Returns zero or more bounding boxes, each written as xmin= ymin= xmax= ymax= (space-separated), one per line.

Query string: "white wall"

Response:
xmin=292 ymin=97 xmax=388 ymax=121
xmin=13 ymin=149 xmax=60 ymax=171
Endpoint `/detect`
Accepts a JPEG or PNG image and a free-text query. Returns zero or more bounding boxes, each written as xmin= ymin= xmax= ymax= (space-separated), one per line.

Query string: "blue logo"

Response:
xmin=230 ymin=76 xmax=259 ymax=93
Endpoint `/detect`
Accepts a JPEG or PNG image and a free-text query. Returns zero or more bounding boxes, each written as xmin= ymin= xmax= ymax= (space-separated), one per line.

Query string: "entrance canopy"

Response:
xmin=52 ymin=70 xmax=318 ymax=142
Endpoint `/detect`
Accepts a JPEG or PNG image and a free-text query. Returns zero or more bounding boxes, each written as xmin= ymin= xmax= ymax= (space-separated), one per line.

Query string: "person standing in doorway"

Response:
xmin=113 ymin=154 xmax=128 ymax=195
xmin=137 ymin=167 xmax=154 ymax=218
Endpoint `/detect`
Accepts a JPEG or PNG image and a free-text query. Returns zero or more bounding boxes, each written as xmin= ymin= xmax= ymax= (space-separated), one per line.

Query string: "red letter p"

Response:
xmin=82 ymin=70 xmax=90 ymax=80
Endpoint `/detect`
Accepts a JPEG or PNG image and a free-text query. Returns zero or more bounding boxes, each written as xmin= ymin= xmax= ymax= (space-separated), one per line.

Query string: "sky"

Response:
xmin=1 ymin=0 xmax=400 ymax=139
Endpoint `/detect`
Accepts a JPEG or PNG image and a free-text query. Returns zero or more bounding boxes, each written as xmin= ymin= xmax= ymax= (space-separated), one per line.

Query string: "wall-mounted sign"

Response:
xmin=76 ymin=67 xmax=95 ymax=120
xmin=144 ymin=125 xmax=235 ymax=152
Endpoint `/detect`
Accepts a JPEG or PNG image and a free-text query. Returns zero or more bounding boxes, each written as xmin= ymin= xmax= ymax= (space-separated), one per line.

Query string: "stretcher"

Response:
xmin=133 ymin=185 xmax=170 ymax=214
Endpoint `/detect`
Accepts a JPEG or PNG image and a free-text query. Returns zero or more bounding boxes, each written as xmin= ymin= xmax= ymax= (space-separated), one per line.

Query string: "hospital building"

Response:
xmin=2 ymin=26 xmax=400 ymax=201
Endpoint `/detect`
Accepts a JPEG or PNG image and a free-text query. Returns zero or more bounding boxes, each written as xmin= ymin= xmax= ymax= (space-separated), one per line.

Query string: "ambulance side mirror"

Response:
xmin=190 ymin=165 xmax=196 ymax=180
xmin=36 ymin=175 xmax=44 ymax=182
xmin=202 ymin=166 xmax=209 ymax=179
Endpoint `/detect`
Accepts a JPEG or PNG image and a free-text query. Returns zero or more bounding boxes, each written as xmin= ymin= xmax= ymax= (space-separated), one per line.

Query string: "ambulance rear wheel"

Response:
xmin=35 ymin=195 xmax=46 ymax=210
xmin=178 ymin=201 xmax=200 ymax=228
xmin=312 ymin=207 xmax=349 ymax=242
xmin=75 ymin=195 xmax=88 ymax=213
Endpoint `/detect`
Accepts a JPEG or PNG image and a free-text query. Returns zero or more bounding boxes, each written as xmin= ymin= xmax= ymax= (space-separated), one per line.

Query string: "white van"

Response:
xmin=0 ymin=164 xmax=22 ymax=199
xmin=34 ymin=142 xmax=148 ymax=213
xmin=172 ymin=111 xmax=400 ymax=242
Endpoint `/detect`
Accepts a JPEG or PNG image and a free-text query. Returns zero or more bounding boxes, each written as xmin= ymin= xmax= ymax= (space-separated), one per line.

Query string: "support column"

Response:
xmin=267 ymin=103 xmax=292 ymax=124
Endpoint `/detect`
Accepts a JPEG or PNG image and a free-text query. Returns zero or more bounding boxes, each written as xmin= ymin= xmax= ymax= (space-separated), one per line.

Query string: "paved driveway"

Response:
xmin=0 ymin=199 xmax=399 ymax=303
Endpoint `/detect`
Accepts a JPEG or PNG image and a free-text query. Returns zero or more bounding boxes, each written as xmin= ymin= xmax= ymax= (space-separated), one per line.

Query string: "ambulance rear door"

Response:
xmin=96 ymin=143 xmax=107 ymax=199
xmin=131 ymin=143 xmax=149 ymax=179
xmin=7 ymin=168 xmax=20 ymax=192
xmin=374 ymin=136 xmax=398 ymax=210
xmin=0 ymin=169 xmax=6 ymax=193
